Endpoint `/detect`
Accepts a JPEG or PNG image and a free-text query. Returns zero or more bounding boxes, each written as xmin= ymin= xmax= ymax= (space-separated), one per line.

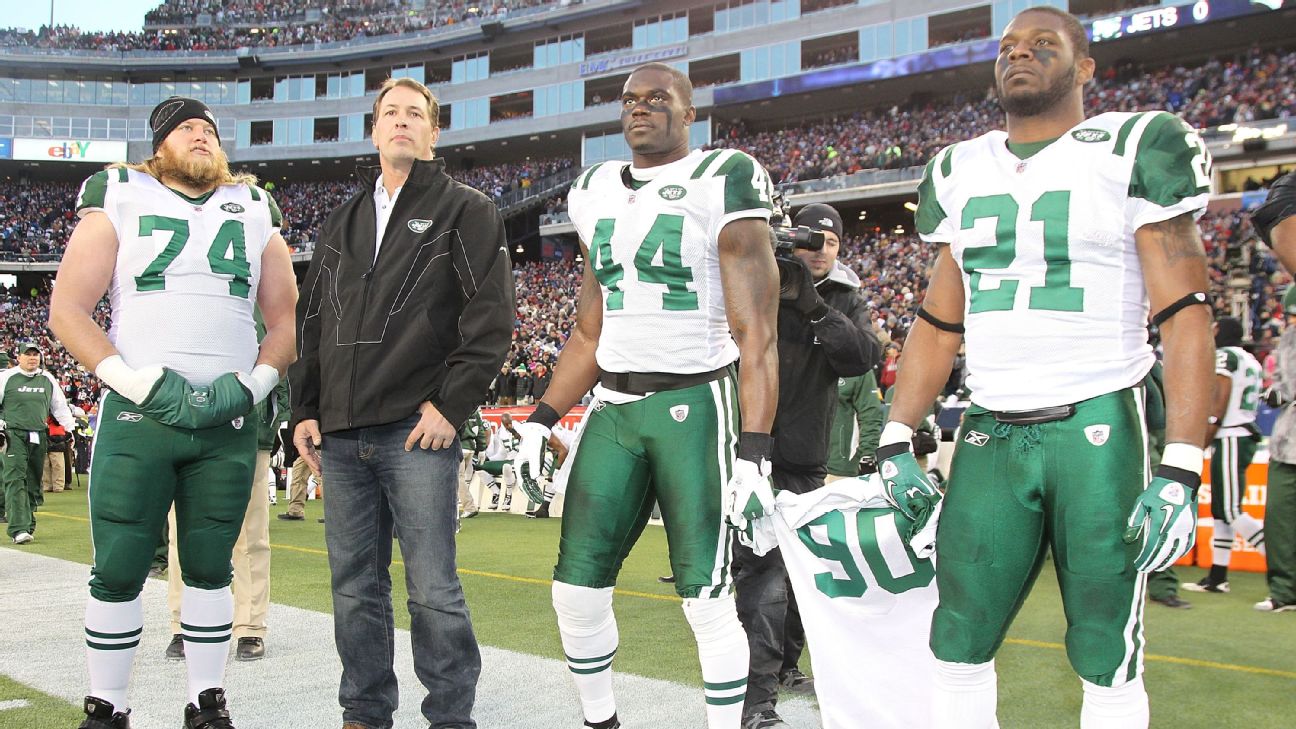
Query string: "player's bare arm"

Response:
xmin=718 ymin=217 xmax=779 ymax=433
xmin=1206 ymin=372 xmax=1231 ymax=443
xmin=254 ymin=232 xmax=298 ymax=375
xmin=537 ymin=250 xmax=605 ymax=418
xmin=887 ymin=246 xmax=966 ymax=429
xmin=49 ymin=211 xmax=122 ymax=369
xmin=1136 ymin=212 xmax=1214 ymax=448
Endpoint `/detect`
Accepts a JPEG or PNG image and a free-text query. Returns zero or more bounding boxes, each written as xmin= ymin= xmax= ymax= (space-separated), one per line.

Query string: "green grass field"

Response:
xmin=4 ymin=487 xmax=1295 ymax=728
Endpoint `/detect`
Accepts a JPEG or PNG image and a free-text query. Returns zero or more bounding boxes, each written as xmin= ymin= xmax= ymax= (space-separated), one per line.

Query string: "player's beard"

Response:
xmin=151 ymin=144 xmax=230 ymax=190
xmin=996 ymin=62 xmax=1077 ymax=118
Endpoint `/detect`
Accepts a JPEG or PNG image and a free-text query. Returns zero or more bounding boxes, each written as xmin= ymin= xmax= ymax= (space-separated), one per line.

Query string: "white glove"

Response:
xmin=511 ymin=421 xmax=552 ymax=496
xmin=95 ymin=354 xmax=165 ymax=406
xmin=236 ymin=364 xmax=281 ymax=405
xmin=724 ymin=457 xmax=775 ymax=533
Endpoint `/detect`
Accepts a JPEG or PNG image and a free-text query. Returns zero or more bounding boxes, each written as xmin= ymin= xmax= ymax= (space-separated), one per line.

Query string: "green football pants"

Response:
xmin=88 ymin=392 xmax=257 ymax=602
xmin=932 ymin=387 xmax=1149 ymax=687
xmin=555 ymin=376 xmax=739 ymax=599
xmin=3 ymin=429 xmax=46 ymax=538
xmin=1209 ymin=435 xmax=1257 ymax=523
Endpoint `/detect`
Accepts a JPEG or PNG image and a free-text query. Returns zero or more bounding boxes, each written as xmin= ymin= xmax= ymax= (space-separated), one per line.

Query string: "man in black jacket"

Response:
xmin=290 ymin=77 xmax=513 ymax=729
xmin=734 ymin=203 xmax=881 ymax=729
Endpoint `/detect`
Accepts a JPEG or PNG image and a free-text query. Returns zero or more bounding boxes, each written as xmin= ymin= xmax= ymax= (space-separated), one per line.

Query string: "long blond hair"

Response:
xmin=107 ymin=145 xmax=258 ymax=187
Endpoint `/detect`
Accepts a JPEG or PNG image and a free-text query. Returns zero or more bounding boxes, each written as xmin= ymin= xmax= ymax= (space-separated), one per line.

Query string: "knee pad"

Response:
xmin=553 ymin=581 xmax=614 ymax=634
xmin=936 ymin=658 xmax=997 ymax=688
xmin=1081 ymin=677 xmax=1148 ymax=729
xmin=682 ymin=594 xmax=745 ymax=647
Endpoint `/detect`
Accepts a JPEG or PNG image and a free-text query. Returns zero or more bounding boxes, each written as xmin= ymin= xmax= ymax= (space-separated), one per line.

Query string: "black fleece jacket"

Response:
xmin=291 ymin=158 xmax=514 ymax=434
xmin=772 ymin=261 xmax=881 ymax=475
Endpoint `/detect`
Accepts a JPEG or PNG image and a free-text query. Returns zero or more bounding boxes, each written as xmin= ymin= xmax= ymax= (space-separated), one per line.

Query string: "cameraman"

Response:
xmin=734 ymin=203 xmax=881 ymax=729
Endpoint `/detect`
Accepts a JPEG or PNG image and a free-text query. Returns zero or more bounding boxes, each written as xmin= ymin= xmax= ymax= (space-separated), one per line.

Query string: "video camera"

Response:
xmin=769 ymin=191 xmax=825 ymax=299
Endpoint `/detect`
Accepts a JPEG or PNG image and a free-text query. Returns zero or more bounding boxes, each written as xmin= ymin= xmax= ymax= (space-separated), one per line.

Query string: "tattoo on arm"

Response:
xmin=1145 ymin=213 xmax=1206 ymax=265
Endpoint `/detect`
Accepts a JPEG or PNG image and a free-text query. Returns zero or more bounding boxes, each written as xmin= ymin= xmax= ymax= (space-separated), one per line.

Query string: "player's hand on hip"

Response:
xmin=95 ymin=354 xmax=164 ymax=405
xmin=512 ymin=421 xmax=551 ymax=503
xmin=876 ymin=441 xmax=943 ymax=541
xmin=406 ymin=401 xmax=456 ymax=451
xmin=1124 ymin=463 xmax=1200 ymax=573
xmin=724 ymin=457 xmax=775 ymax=533
xmin=293 ymin=419 xmax=323 ymax=478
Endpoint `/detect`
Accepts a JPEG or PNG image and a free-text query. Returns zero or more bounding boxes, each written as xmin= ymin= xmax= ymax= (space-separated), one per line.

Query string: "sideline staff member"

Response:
xmin=291 ymin=77 xmax=514 ymax=729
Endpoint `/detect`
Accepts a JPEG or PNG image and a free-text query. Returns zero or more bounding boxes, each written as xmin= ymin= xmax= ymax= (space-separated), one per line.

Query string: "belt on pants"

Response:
xmin=597 ymin=365 xmax=732 ymax=397
xmin=991 ymin=404 xmax=1076 ymax=425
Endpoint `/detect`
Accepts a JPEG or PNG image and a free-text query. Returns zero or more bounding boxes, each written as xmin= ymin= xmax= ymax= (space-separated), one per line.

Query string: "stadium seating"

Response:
xmin=0 ymin=0 xmax=558 ymax=51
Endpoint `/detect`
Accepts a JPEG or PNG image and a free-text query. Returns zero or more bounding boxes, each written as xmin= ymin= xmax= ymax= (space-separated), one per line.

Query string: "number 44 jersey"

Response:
xmin=567 ymin=149 xmax=774 ymax=375
xmin=76 ymin=167 xmax=281 ymax=386
xmin=916 ymin=111 xmax=1212 ymax=411
xmin=748 ymin=476 xmax=939 ymax=729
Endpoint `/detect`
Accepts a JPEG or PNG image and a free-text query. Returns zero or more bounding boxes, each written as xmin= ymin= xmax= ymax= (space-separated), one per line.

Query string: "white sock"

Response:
xmin=682 ymin=595 xmax=749 ymax=729
xmin=181 ymin=585 xmax=233 ymax=706
xmin=934 ymin=659 xmax=1000 ymax=729
xmin=1080 ymin=677 xmax=1149 ymax=729
xmin=1234 ymin=513 xmax=1266 ymax=556
xmin=553 ymin=581 xmax=618 ymax=724
xmin=85 ymin=595 xmax=143 ymax=713
xmin=1212 ymin=520 xmax=1235 ymax=569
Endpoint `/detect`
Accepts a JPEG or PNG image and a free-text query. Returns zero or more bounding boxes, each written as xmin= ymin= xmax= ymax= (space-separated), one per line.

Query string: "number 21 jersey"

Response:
xmin=568 ymin=148 xmax=773 ymax=376
xmin=916 ymin=111 xmax=1211 ymax=410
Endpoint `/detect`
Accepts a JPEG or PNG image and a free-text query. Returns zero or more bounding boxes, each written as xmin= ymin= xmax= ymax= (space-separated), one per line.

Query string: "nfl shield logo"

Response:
xmin=1084 ymin=425 xmax=1110 ymax=446
xmin=232 ymin=417 xmax=244 ymax=430
xmin=670 ymin=405 xmax=689 ymax=422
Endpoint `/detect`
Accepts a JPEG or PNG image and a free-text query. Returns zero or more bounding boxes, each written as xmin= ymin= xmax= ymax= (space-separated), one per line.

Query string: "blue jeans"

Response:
xmin=323 ymin=415 xmax=480 ymax=729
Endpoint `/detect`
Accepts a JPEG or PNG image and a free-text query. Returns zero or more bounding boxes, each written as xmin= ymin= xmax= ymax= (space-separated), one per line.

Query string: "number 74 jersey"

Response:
xmin=915 ymin=111 xmax=1211 ymax=411
xmin=75 ymin=167 xmax=281 ymax=386
xmin=748 ymin=476 xmax=939 ymax=729
xmin=568 ymin=148 xmax=773 ymax=375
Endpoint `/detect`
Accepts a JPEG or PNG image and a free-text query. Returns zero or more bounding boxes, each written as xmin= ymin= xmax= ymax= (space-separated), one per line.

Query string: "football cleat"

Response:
xmin=583 ymin=713 xmax=620 ymax=729
xmin=742 ymin=710 xmax=791 ymax=729
xmin=166 ymin=633 xmax=185 ymax=661
xmin=183 ymin=687 xmax=235 ymax=729
xmin=1255 ymin=597 xmax=1296 ymax=613
xmin=1182 ymin=578 xmax=1229 ymax=594
xmin=1149 ymin=594 xmax=1192 ymax=609
xmin=79 ymin=696 xmax=131 ymax=729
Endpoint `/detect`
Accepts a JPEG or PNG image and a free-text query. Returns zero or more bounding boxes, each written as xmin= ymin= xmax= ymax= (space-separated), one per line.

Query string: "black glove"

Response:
xmin=1253 ymin=171 xmax=1296 ymax=247
xmin=1265 ymin=387 xmax=1289 ymax=409
xmin=784 ymin=257 xmax=829 ymax=319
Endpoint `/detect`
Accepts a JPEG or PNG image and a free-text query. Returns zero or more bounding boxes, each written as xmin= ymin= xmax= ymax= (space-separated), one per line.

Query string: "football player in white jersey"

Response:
xmin=50 ymin=97 xmax=298 ymax=729
xmin=875 ymin=8 xmax=1215 ymax=729
xmin=511 ymin=63 xmax=780 ymax=729
xmin=1184 ymin=316 xmax=1266 ymax=593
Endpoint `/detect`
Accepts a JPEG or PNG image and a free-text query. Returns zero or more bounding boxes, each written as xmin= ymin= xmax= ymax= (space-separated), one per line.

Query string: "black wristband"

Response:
xmin=876 ymin=442 xmax=912 ymax=460
xmin=1154 ymin=464 xmax=1202 ymax=495
xmin=737 ymin=432 xmax=773 ymax=463
xmin=528 ymin=402 xmax=562 ymax=430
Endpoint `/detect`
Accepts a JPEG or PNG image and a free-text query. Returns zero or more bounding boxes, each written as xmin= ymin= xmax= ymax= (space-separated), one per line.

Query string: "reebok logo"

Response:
xmin=964 ymin=430 xmax=989 ymax=447
xmin=117 ymin=412 xmax=143 ymax=422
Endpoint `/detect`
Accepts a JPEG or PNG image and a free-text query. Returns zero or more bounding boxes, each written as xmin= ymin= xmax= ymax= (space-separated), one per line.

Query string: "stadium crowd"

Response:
xmin=709 ymin=47 xmax=1296 ymax=184
xmin=0 ymin=0 xmax=553 ymax=52
xmin=0 ymin=158 xmax=574 ymax=258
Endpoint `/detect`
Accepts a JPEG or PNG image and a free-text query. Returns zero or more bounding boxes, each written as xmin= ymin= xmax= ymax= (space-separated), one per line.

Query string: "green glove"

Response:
xmin=876 ymin=442 xmax=943 ymax=542
xmin=137 ymin=369 xmax=254 ymax=430
xmin=1123 ymin=464 xmax=1200 ymax=573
